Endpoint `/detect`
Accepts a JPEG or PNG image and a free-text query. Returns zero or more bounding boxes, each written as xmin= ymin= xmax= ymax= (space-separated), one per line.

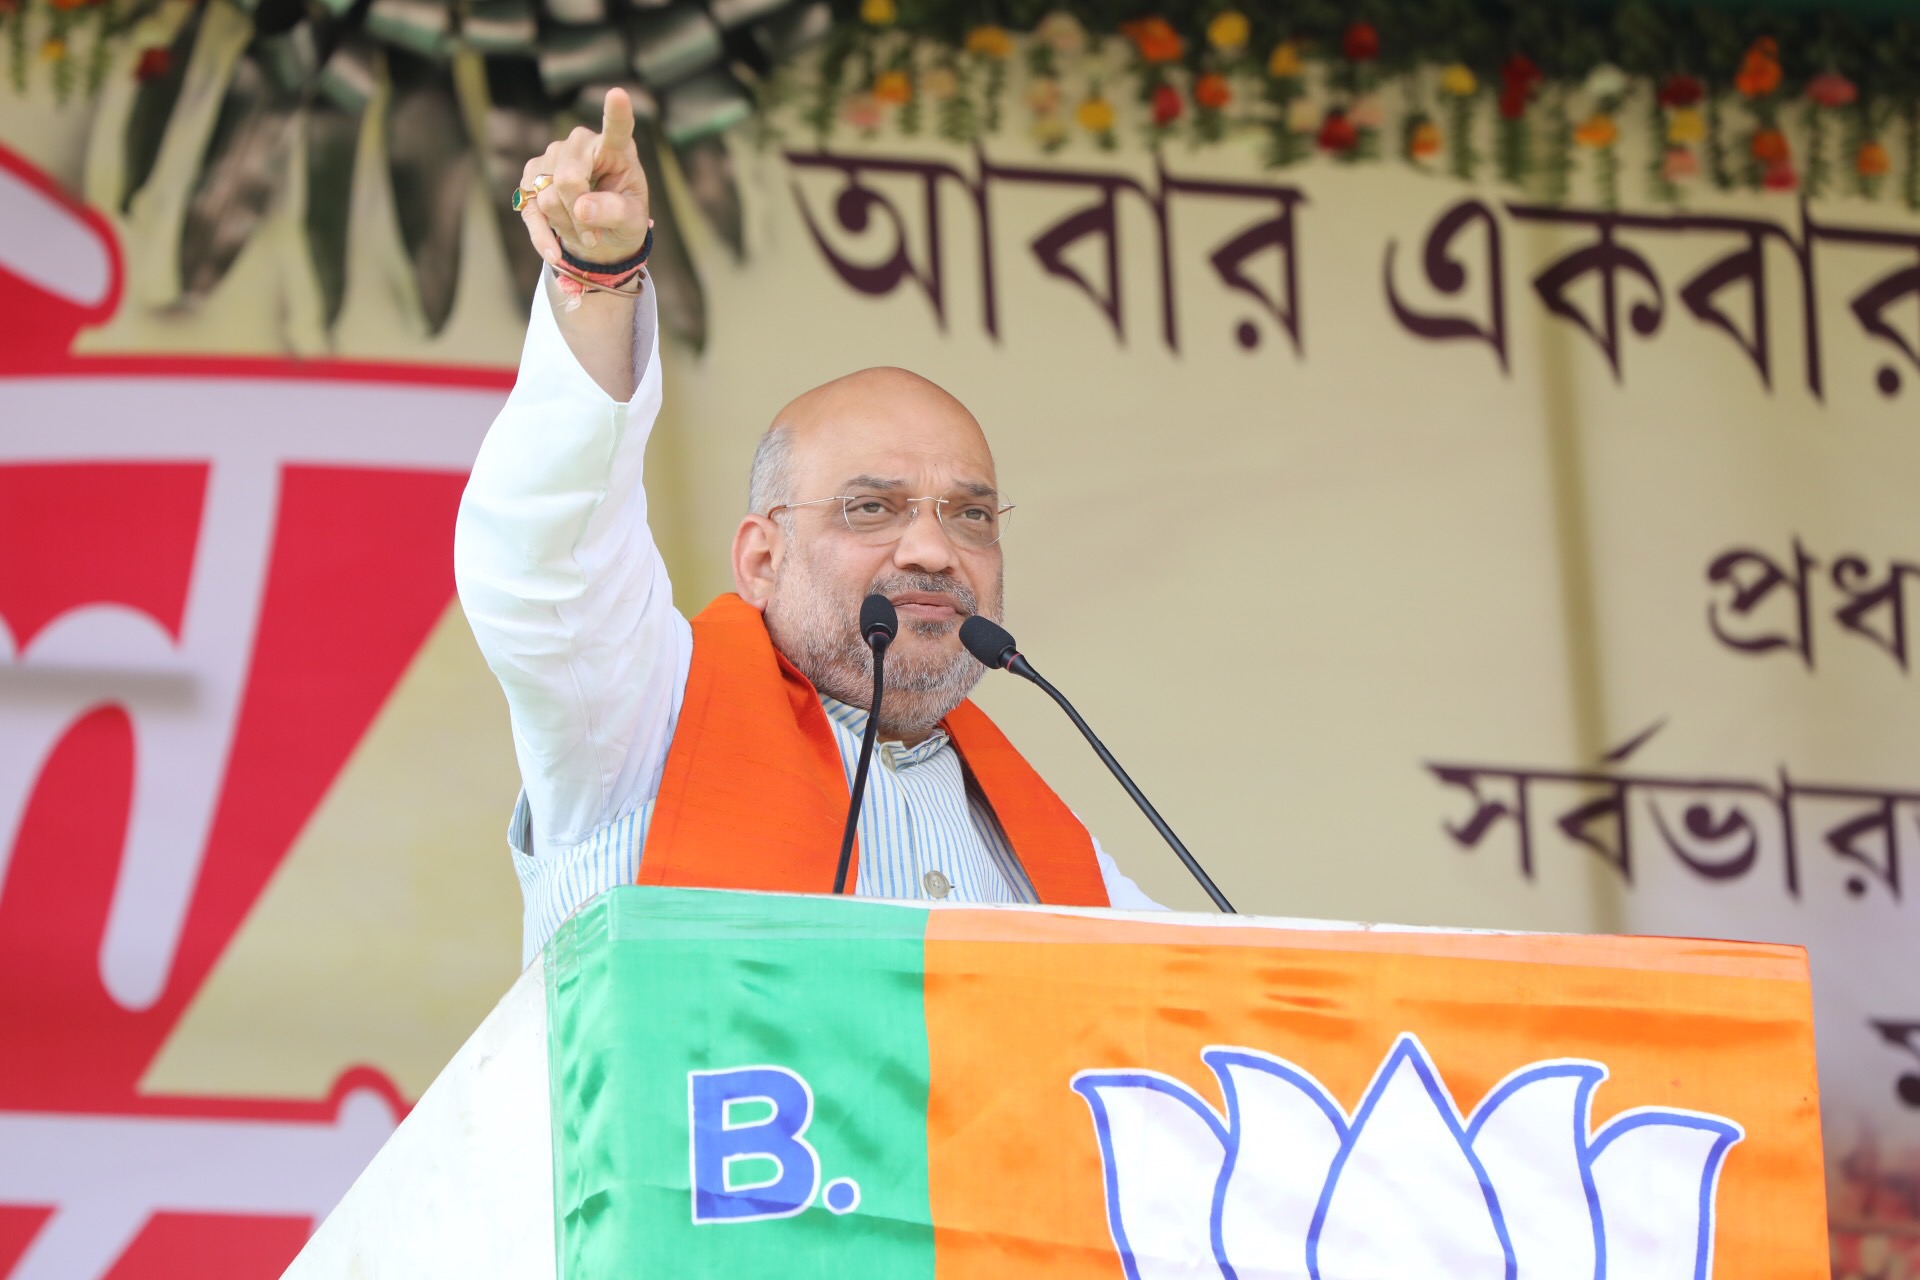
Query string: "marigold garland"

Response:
xmin=10 ymin=0 xmax=1920 ymax=217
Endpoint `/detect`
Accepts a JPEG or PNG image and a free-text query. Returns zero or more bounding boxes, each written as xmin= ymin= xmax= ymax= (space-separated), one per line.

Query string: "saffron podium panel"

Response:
xmin=298 ymin=886 xmax=1828 ymax=1278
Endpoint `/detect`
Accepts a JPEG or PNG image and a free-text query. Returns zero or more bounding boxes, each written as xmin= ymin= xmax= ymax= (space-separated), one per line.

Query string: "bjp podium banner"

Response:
xmin=525 ymin=887 xmax=1828 ymax=1278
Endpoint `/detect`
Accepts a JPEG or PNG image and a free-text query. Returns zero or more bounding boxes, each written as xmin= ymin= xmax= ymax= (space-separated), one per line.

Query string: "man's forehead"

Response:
xmin=779 ymin=368 xmax=996 ymax=487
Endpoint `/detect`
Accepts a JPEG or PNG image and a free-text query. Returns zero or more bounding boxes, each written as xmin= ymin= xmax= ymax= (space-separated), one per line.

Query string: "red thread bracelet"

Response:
xmin=550 ymin=259 xmax=645 ymax=309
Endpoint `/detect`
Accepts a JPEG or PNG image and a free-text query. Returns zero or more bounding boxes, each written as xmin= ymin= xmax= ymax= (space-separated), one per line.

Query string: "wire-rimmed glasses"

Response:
xmin=766 ymin=490 xmax=1014 ymax=549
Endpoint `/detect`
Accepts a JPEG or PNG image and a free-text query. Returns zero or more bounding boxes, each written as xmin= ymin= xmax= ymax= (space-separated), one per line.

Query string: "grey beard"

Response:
xmin=767 ymin=568 xmax=993 ymax=739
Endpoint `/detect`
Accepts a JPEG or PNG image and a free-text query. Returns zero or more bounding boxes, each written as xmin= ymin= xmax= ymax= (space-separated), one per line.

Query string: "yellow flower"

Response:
xmin=1666 ymin=106 xmax=1705 ymax=145
xmin=1573 ymin=113 xmax=1618 ymax=148
xmin=38 ymin=36 xmax=65 ymax=61
xmin=1207 ymin=11 xmax=1250 ymax=54
xmin=860 ymin=0 xmax=895 ymax=26
xmin=1266 ymin=40 xmax=1302 ymax=78
xmin=872 ymin=69 xmax=912 ymax=104
xmin=965 ymin=25 xmax=1013 ymax=59
xmin=1075 ymin=95 xmax=1116 ymax=133
xmin=1439 ymin=63 xmax=1476 ymax=97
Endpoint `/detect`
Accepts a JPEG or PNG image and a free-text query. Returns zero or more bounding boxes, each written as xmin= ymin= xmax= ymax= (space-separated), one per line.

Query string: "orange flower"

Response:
xmin=1194 ymin=72 xmax=1231 ymax=110
xmin=965 ymin=25 xmax=1014 ymax=59
xmin=49 ymin=0 xmax=100 ymax=8
xmin=1735 ymin=37 xmax=1781 ymax=98
xmin=1266 ymin=41 xmax=1303 ymax=78
xmin=1409 ymin=119 xmax=1442 ymax=160
xmin=872 ymin=70 xmax=912 ymax=105
xmin=1120 ymin=17 xmax=1184 ymax=64
xmin=1858 ymin=139 xmax=1892 ymax=178
xmin=1749 ymin=127 xmax=1789 ymax=165
xmin=1573 ymin=113 xmax=1618 ymax=148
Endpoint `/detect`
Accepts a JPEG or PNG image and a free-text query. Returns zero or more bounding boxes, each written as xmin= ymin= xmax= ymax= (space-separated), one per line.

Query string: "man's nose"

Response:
xmin=891 ymin=503 xmax=956 ymax=575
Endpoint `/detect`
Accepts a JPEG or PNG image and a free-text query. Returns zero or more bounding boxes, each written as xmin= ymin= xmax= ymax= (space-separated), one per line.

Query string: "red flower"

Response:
xmin=134 ymin=46 xmax=171 ymax=81
xmin=1121 ymin=18 xmax=1185 ymax=64
xmin=1807 ymin=71 xmax=1857 ymax=108
xmin=1657 ymin=73 xmax=1704 ymax=107
xmin=1498 ymin=54 xmax=1541 ymax=119
xmin=1762 ymin=159 xmax=1798 ymax=191
xmin=1341 ymin=21 xmax=1378 ymax=62
xmin=1735 ymin=36 xmax=1781 ymax=98
xmin=1500 ymin=54 xmax=1541 ymax=89
xmin=1317 ymin=109 xmax=1358 ymax=152
xmin=1193 ymin=72 xmax=1231 ymax=110
xmin=1151 ymin=82 xmax=1183 ymax=125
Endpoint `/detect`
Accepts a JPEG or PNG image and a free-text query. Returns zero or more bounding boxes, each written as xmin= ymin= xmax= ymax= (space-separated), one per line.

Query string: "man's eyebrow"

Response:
xmin=842 ymin=475 xmax=906 ymax=492
xmin=953 ymin=480 xmax=998 ymax=499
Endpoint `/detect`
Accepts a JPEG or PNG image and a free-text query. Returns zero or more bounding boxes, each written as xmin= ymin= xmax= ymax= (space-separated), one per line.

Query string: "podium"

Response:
xmin=288 ymin=887 xmax=1829 ymax=1278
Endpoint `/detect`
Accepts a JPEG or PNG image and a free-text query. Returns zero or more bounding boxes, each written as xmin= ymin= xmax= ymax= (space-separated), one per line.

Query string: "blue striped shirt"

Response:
xmin=508 ymin=694 xmax=1055 ymax=963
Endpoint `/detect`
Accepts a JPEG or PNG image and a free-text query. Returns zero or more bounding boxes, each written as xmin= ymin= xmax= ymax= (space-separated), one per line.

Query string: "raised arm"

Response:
xmin=453 ymin=89 xmax=692 ymax=862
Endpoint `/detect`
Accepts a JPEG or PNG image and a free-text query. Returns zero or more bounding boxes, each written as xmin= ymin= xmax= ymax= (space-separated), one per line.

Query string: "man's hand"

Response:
xmin=520 ymin=88 xmax=652 ymax=267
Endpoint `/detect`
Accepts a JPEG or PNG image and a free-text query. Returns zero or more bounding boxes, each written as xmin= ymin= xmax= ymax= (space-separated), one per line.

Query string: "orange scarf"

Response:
xmin=637 ymin=593 xmax=1109 ymax=905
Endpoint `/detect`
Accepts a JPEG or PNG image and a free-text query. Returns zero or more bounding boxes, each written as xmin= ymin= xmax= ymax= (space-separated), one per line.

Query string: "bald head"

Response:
xmin=748 ymin=367 xmax=992 ymax=516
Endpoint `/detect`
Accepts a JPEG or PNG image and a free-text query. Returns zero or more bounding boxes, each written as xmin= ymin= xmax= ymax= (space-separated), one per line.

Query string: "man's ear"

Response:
xmin=732 ymin=514 xmax=782 ymax=608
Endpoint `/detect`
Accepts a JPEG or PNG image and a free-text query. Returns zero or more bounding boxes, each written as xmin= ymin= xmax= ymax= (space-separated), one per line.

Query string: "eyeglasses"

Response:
xmin=766 ymin=491 xmax=1015 ymax=549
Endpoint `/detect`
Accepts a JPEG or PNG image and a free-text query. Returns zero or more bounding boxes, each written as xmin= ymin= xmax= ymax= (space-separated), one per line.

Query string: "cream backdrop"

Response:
xmin=654 ymin=120 xmax=1920 ymax=1239
xmin=1 ymin=18 xmax=1915 ymax=1267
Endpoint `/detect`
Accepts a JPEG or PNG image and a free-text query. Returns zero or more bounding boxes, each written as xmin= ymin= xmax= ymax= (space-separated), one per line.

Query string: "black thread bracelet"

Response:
xmin=558 ymin=226 xmax=653 ymax=278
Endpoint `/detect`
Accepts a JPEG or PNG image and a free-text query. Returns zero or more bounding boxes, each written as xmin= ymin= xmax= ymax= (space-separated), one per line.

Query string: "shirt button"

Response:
xmin=922 ymin=870 xmax=952 ymax=899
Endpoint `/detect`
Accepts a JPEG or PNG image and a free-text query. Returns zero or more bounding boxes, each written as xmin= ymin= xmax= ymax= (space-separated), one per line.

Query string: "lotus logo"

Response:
xmin=1073 ymin=1034 xmax=1743 ymax=1280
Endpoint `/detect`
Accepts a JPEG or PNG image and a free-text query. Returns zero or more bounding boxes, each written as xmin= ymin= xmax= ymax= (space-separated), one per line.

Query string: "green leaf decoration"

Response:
xmin=634 ymin=115 xmax=707 ymax=351
xmin=302 ymin=100 xmax=358 ymax=329
xmin=674 ymin=134 xmax=744 ymax=261
xmin=482 ymin=93 xmax=555 ymax=306
xmin=122 ymin=5 xmax=201 ymax=213
xmin=178 ymin=50 xmax=296 ymax=303
xmin=385 ymin=53 xmax=472 ymax=334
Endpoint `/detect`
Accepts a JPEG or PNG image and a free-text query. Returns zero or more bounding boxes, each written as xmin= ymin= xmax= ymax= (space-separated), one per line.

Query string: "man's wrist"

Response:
xmin=559 ymin=227 xmax=653 ymax=278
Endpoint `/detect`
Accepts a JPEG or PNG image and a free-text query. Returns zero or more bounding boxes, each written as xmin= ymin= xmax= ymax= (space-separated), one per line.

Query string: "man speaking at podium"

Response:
xmin=455 ymin=89 xmax=1156 ymax=964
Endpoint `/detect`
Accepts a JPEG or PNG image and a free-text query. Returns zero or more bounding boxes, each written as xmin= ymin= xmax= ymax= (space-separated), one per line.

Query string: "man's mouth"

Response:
xmin=889 ymin=591 xmax=966 ymax=622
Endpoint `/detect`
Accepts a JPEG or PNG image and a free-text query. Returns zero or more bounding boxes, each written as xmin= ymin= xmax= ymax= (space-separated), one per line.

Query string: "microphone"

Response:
xmin=959 ymin=615 xmax=1235 ymax=913
xmin=834 ymin=594 xmax=897 ymax=894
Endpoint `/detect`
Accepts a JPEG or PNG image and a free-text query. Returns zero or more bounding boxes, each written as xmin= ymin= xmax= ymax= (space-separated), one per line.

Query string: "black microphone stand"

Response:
xmin=959 ymin=616 xmax=1235 ymax=913
xmin=834 ymin=596 xmax=896 ymax=894
xmin=1009 ymin=655 xmax=1236 ymax=913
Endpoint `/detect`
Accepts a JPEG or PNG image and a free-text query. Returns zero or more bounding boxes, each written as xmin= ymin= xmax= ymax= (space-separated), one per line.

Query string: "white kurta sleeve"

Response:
xmin=453 ymin=280 xmax=692 ymax=857
xmin=1093 ymin=837 xmax=1166 ymax=910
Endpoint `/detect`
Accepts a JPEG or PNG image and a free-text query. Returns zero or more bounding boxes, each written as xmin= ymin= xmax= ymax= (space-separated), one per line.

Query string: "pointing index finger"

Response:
xmin=600 ymin=87 xmax=635 ymax=153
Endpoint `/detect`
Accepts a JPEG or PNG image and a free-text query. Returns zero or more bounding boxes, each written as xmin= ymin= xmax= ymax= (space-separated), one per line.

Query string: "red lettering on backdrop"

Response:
xmin=0 ymin=142 xmax=514 ymax=1277
xmin=0 ymin=465 xmax=208 ymax=648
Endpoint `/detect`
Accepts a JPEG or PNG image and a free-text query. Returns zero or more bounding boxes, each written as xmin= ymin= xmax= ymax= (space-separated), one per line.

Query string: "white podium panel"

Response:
xmin=284 ymin=965 xmax=554 ymax=1279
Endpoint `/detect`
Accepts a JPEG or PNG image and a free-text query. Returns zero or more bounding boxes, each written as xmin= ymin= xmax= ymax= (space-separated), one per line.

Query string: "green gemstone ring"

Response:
xmin=511 ymin=173 xmax=553 ymax=212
